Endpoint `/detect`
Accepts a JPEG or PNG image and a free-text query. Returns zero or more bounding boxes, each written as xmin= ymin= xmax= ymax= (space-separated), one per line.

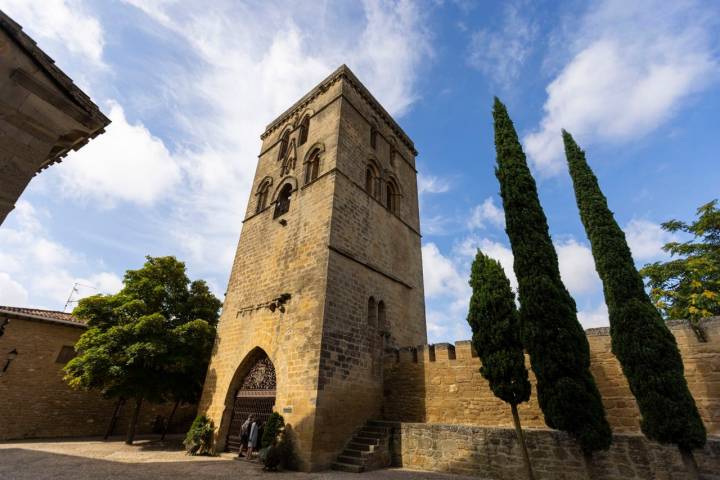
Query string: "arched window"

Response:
xmin=367 ymin=297 xmax=377 ymax=327
xmin=365 ymin=162 xmax=380 ymax=199
xmin=256 ymin=179 xmax=271 ymax=213
xmin=274 ymin=183 xmax=293 ymax=218
xmin=278 ymin=129 xmax=290 ymax=161
xmin=298 ymin=116 xmax=309 ymax=146
xmin=377 ymin=300 xmax=386 ymax=332
xmin=304 ymin=149 xmax=320 ymax=184
xmin=386 ymin=178 xmax=399 ymax=213
xmin=365 ymin=168 xmax=374 ymax=194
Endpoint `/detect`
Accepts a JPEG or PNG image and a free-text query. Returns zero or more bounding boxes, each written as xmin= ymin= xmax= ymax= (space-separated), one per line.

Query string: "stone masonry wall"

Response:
xmin=0 ymin=317 xmax=195 ymax=441
xmin=308 ymin=77 xmax=427 ymax=468
xmin=384 ymin=317 xmax=720 ymax=435
xmin=391 ymin=423 xmax=720 ymax=480
xmin=198 ymin=77 xmax=344 ymax=471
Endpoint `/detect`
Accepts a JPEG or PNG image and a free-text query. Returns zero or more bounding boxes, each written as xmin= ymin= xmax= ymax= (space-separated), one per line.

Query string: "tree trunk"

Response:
xmin=161 ymin=400 xmax=180 ymax=441
xmin=511 ymin=403 xmax=535 ymax=480
xmin=125 ymin=397 xmax=143 ymax=445
xmin=680 ymin=447 xmax=700 ymax=479
xmin=104 ymin=397 xmax=125 ymax=440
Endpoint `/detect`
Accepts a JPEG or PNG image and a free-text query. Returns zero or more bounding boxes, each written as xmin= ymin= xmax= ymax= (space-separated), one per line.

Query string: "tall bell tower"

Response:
xmin=199 ymin=65 xmax=426 ymax=471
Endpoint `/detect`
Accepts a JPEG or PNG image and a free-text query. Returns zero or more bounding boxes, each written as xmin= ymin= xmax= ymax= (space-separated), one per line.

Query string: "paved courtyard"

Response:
xmin=0 ymin=437 xmax=483 ymax=480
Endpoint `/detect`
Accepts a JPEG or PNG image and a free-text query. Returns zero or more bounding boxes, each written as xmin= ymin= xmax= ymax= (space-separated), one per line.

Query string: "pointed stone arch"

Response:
xmin=217 ymin=347 xmax=277 ymax=452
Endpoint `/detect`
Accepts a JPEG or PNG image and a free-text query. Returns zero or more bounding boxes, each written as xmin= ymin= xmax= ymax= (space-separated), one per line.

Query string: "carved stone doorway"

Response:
xmin=225 ymin=353 xmax=276 ymax=452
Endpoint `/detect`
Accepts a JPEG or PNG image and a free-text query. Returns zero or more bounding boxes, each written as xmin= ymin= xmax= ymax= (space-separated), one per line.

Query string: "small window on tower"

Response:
xmin=274 ymin=183 xmax=293 ymax=218
xmin=278 ymin=129 xmax=290 ymax=160
xmin=365 ymin=168 xmax=374 ymax=194
xmin=299 ymin=116 xmax=309 ymax=146
xmin=56 ymin=345 xmax=76 ymax=364
xmin=370 ymin=126 xmax=377 ymax=149
xmin=305 ymin=149 xmax=320 ymax=184
xmin=377 ymin=300 xmax=386 ymax=332
xmin=367 ymin=297 xmax=377 ymax=327
xmin=256 ymin=179 xmax=271 ymax=213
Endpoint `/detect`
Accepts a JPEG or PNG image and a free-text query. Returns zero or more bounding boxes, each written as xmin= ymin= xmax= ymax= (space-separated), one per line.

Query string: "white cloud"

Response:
xmin=118 ymin=0 xmax=433 ymax=269
xmin=467 ymin=197 xmax=505 ymax=230
xmin=418 ymin=174 xmax=451 ymax=195
xmin=0 ymin=201 xmax=122 ymax=309
xmin=453 ymin=235 xmax=516 ymax=291
xmin=422 ymin=243 xmax=468 ymax=299
xmin=524 ymin=0 xmax=719 ymax=175
xmin=556 ymin=238 xmax=602 ymax=295
xmin=624 ymin=218 xmax=675 ymax=261
xmin=0 ymin=273 xmax=29 ymax=306
xmin=58 ymin=102 xmax=182 ymax=207
xmin=1 ymin=0 xmax=105 ymax=67
xmin=467 ymin=1 xmax=537 ymax=85
xmin=577 ymin=302 xmax=609 ymax=328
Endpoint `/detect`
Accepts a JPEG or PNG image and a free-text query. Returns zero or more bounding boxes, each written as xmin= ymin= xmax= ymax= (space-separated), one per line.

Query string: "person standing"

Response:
xmin=246 ymin=417 xmax=259 ymax=460
xmin=238 ymin=415 xmax=252 ymax=457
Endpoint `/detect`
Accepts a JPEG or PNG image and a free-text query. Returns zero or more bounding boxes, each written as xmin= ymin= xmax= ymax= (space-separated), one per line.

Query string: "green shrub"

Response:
xmin=261 ymin=412 xmax=285 ymax=448
xmin=183 ymin=415 xmax=214 ymax=456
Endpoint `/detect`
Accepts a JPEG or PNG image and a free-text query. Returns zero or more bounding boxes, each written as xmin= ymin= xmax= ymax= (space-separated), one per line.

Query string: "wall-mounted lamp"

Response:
xmin=1 ymin=348 xmax=18 ymax=374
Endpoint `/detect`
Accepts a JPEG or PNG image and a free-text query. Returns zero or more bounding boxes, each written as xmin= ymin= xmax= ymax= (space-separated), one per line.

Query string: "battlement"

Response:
xmin=382 ymin=317 xmax=720 ymax=435
xmin=384 ymin=316 xmax=719 ymax=365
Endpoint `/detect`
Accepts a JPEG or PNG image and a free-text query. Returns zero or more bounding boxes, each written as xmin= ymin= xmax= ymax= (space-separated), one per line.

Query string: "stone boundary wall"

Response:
xmin=390 ymin=423 xmax=720 ymax=480
xmin=383 ymin=317 xmax=720 ymax=435
xmin=0 ymin=316 xmax=195 ymax=441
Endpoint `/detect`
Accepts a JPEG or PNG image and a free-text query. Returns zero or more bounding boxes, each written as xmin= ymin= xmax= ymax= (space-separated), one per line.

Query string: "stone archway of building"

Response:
xmin=219 ymin=348 xmax=277 ymax=453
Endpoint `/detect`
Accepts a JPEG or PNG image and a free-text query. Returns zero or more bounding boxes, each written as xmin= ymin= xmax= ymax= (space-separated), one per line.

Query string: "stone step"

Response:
xmin=353 ymin=436 xmax=380 ymax=445
xmin=347 ymin=442 xmax=373 ymax=451
xmin=338 ymin=455 xmax=365 ymax=465
xmin=341 ymin=448 xmax=368 ymax=458
xmin=331 ymin=462 xmax=365 ymax=473
xmin=361 ymin=425 xmax=389 ymax=434
xmin=367 ymin=420 xmax=401 ymax=429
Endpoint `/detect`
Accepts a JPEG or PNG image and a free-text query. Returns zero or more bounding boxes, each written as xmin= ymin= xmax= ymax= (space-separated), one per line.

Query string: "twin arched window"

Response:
xmin=365 ymin=161 xmax=400 ymax=213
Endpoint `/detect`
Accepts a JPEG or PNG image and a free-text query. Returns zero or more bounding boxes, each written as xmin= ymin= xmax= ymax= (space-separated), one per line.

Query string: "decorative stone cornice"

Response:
xmin=262 ymin=64 xmax=417 ymax=156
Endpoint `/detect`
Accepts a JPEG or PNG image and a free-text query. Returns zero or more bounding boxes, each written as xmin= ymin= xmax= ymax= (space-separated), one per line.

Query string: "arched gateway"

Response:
xmin=224 ymin=350 xmax=276 ymax=452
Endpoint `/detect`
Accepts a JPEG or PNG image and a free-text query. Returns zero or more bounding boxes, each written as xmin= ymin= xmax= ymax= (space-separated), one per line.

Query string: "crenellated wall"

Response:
xmin=383 ymin=317 xmax=720 ymax=435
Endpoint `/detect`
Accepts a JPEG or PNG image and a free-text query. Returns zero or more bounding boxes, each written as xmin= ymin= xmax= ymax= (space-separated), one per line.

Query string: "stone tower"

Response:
xmin=198 ymin=65 xmax=426 ymax=471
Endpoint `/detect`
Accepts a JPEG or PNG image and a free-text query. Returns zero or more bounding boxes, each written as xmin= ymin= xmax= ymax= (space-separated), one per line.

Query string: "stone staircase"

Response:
xmin=331 ymin=420 xmax=398 ymax=473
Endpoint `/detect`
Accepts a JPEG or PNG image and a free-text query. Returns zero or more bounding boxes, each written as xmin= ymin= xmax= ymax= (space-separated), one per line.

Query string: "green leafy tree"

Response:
xmin=563 ymin=131 xmax=706 ymax=457
xmin=492 ymin=98 xmax=611 ymax=453
xmin=640 ymin=200 xmax=720 ymax=339
xmin=467 ymin=250 xmax=534 ymax=479
xmin=65 ymin=256 xmax=222 ymax=444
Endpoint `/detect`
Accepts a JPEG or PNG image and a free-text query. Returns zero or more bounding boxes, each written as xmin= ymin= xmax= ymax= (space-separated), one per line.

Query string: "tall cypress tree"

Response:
xmin=562 ymin=130 xmax=706 ymax=453
xmin=492 ymin=98 xmax=611 ymax=453
xmin=468 ymin=250 xmax=534 ymax=479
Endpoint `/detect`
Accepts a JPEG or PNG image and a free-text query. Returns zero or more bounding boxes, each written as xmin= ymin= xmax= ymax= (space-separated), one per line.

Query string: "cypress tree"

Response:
xmin=562 ymin=130 xmax=706 ymax=454
xmin=492 ymin=98 xmax=611 ymax=453
xmin=468 ymin=250 xmax=534 ymax=480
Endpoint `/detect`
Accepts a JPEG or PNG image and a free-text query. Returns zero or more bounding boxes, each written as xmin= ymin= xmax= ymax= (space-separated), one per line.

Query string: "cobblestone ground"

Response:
xmin=0 ymin=437 xmax=484 ymax=480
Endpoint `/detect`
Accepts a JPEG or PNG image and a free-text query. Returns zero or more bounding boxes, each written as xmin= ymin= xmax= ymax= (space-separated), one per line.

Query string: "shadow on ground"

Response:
xmin=0 ymin=438 xmax=482 ymax=480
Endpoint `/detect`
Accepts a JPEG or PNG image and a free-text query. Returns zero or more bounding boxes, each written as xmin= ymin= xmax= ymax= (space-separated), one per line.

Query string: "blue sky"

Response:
xmin=0 ymin=0 xmax=718 ymax=343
